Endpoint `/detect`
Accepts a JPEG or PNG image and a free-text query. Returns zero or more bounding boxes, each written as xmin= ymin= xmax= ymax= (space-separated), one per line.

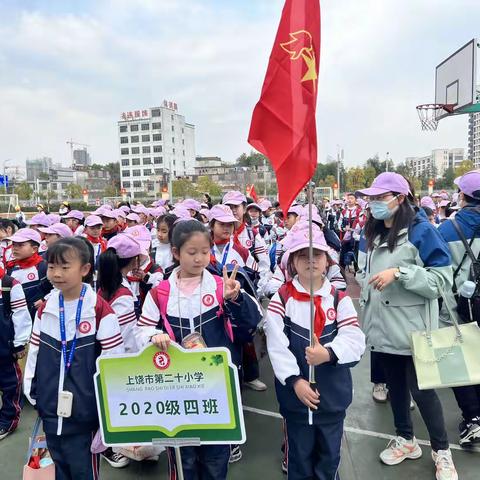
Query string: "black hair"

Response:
xmin=273 ymin=201 xmax=280 ymax=209
xmin=97 ymin=248 xmax=138 ymax=301
xmin=171 ymin=220 xmax=211 ymax=254
xmin=75 ymin=237 xmax=95 ymax=285
xmin=46 ymin=237 xmax=93 ymax=282
xmin=157 ymin=213 xmax=177 ymax=231
xmin=275 ymin=210 xmax=284 ymax=220
xmin=364 ymin=192 xmax=416 ymax=253
xmin=117 ymin=201 xmax=131 ymax=209
xmin=192 ymin=211 xmax=204 ymax=222
xmin=0 ymin=219 xmax=16 ymax=235
xmin=422 ymin=206 xmax=434 ymax=218
xmin=463 ymin=193 xmax=480 ymax=206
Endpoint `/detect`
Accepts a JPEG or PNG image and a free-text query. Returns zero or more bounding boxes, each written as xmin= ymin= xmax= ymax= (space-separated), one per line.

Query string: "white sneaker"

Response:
xmin=244 ymin=379 xmax=267 ymax=391
xmin=372 ymin=383 xmax=388 ymax=403
xmin=431 ymin=449 xmax=458 ymax=480
xmin=380 ymin=436 xmax=422 ymax=465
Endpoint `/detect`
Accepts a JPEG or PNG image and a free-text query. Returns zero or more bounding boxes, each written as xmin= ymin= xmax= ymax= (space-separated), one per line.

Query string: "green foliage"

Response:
xmin=104 ymin=184 xmax=118 ymax=197
xmin=236 ymin=151 xmax=269 ymax=167
xmin=64 ymin=184 xmax=83 ymax=199
xmin=16 ymin=182 xmax=33 ymax=200
xmin=172 ymin=178 xmax=199 ymax=198
xmin=197 ymin=176 xmax=222 ymax=197
xmin=455 ymin=160 xmax=475 ymax=178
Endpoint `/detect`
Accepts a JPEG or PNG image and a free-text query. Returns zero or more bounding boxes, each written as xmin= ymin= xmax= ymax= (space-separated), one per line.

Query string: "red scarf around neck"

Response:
xmin=14 ymin=252 xmax=44 ymax=270
xmin=214 ymin=238 xmax=230 ymax=246
xmin=285 ymin=281 xmax=326 ymax=338
xmin=126 ymin=260 xmax=153 ymax=283
xmin=234 ymin=222 xmax=246 ymax=242
xmin=86 ymin=234 xmax=107 ymax=252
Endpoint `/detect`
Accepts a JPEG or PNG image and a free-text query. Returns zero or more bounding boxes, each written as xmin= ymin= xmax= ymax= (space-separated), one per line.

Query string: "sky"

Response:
xmin=0 ymin=0 xmax=479 ymax=171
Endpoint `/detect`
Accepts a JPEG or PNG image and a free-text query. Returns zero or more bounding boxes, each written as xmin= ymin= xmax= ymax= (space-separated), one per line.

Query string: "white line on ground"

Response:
xmin=243 ymin=405 xmax=480 ymax=453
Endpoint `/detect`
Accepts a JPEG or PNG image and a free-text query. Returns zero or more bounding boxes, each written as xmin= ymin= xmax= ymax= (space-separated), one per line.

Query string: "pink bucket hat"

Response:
xmin=115 ymin=209 xmax=127 ymax=219
xmin=357 ymin=172 xmax=411 ymax=196
xmin=152 ymin=199 xmax=167 ymax=207
xmin=93 ymin=207 xmax=106 ymax=215
xmin=259 ymin=200 xmax=272 ymax=212
xmin=39 ymin=223 xmax=73 ymax=238
xmin=288 ymin=205 xmax=304 ymax=216
xmin=26 ymin=213 xmax=50 ymax=227
xmin=85 ymin=215 xmax=104 ymax=227
xmin=126 ymin=212 xmax=141 ymax=222
xmin=454 ymin=170 xmax=480 ymax=200
xmin=132 ymin=205 xmax=149 ymax=216
xmin=222 ymin=190 xmax=247 ymax=206
xmin=124 ymin=225 xmax=152 ymax=254
xmin=439 ymin=191 xmax=450 ymax=200
xmin=153 ymin=206 xmax=167 ymax=217
xmin=199 ymin=208 xmax=211 ymax=220
xmin=100 ymin=210 xmax=118 ymax=220
xmin=246 ymin=203 xmax=262 ymax=212
xmin=299 ymin=210 xmax=324 ymax=227
xmin=8 ymin=228 xmax=42 ymax=245
xmin=64 ymin=210 xmax=84 ymax=221
xmin=119 ymin=205 xmax=131 ymax=214
xmin=438 ymin=200 xmax=450 ymax=208
xmin=107 ymin=234 xmax=142 ymax=258
xmin=182 ymin=199 xmax=201 ymax=212
xmin=285 ymin=222 xmax=329 ymax=254
xmin=171 ymin=205 xmax=192 ymax=220
xmin=431 ymin=192 xmax=441 ymax=198
xmin=420 ymin=196 xmax=436 ymax=210
xmin=209 ymin=204 xmax=238 ymax=224
xmin=47 ymin=214 xmax=61 ymax=225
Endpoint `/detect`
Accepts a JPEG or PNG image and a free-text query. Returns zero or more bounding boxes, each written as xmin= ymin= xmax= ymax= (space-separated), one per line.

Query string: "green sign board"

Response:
xmin=94 ymin=344 xmax=246 ymax=446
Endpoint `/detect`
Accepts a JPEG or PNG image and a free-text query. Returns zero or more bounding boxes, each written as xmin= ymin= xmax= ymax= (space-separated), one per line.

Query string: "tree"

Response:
xmin=454 ymin=160 xmax=475 ymax=178
xmin=365 ymin=154 xmax=382 ymax=176
xmin=105 ymin=162 xmax=121 ymax=190
xmin=318 ymin=174 xmax=337 ymax=188
xmin=65 ymin=184 xmax=83 ymax=199
xmin=197 ymin=176 xmax=222 ymax=197
xmin=104 ymin=184 xmax=118 ymax=197
xmin=363 ymin=166 xmax=377 ymax=187
xmin=38 ymin=172 xmax=49 ymax=180
xmin=16 ymin=181 xmax=33 ymax=200
xmin=236 ymin=151 xmax=269 ymax=167
xmin=172 ymin=179 xmax=199 ymax=199
xmin=345 ymin=167 xmax=366 ymax=192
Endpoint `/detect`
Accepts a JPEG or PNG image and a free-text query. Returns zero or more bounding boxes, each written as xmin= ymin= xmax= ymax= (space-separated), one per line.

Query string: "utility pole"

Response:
xmin=336 ymin=145 xmax=343 ymax=196
xmin=385 ymin=151 xmax=390 ymax=172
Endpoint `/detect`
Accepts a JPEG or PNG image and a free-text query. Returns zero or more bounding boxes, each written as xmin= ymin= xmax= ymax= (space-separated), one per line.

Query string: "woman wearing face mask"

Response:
xmin=356 ymin=173 xmax=458 ymax=480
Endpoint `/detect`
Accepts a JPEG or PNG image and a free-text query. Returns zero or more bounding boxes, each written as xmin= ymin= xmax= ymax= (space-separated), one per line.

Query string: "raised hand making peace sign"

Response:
xmin=223 ymin=265 xmax=241 ymax=301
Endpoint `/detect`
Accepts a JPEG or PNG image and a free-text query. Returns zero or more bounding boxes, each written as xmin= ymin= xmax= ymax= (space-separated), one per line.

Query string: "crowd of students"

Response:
xmin=0 ymin=170 xmax=478 ymax=480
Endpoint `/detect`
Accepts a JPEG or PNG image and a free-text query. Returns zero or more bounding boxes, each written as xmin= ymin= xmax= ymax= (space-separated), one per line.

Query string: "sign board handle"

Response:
xmin=175 ymin=447 xmax=185 ymax=480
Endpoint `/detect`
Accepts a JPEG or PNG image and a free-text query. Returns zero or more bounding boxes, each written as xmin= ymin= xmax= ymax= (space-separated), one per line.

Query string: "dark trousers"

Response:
xmin=242 ymin=342 xmax=260 ymax=382
xmin=285 ymin=418 xmax=343 ymax=480
xmin=377 ymin=352 xmax=449 ymax=451
xmin=339 ymin=239 xmax=356 ymax=270
xmin=0 ymin=359 xmax=23 ymax=432
xmin=370 ymin=351 xmax=387 ymax=384
xmin=167 ymin=445 xmax=230 ymax=480
xmin=45 ymin=431 xmax=99 ymax=480
xmin=452 ymin=385 xmax=480 ymax=421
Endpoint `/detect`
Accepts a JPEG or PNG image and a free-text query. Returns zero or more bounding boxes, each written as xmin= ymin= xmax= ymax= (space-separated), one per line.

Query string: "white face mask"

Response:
xmin=59 ymin=207 xmax=68 ymax=215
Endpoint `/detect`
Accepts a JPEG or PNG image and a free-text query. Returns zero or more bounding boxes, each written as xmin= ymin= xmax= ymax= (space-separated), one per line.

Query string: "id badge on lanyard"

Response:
xmin=57 ymin=284 xmax=87 ymax=418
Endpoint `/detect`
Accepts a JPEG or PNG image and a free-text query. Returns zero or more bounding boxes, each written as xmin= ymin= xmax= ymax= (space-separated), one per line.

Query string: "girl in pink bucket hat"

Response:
xmin=264 ymin=221 xmax=365 ymax=479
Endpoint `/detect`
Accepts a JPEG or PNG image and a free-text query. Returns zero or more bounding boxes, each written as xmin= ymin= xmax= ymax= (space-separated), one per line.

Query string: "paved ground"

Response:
xmin=1 ymin=274 xmax=478 ymax=479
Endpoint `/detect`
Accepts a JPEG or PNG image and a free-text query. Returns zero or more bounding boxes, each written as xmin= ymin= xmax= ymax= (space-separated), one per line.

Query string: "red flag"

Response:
xmin=247 ymin=184 xmax=259 ymax=202
xmin=248 ymin=0 xmax=320 ymax=214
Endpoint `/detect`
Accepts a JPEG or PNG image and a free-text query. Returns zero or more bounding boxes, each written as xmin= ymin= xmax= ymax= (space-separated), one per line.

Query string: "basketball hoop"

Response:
xmin=416 ymin=103 xmax=455 ymax=131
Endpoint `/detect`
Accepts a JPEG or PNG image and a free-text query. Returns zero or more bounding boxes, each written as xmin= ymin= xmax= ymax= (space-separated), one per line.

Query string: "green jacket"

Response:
xmin=357 ymin=210 xmax=453 ymax=355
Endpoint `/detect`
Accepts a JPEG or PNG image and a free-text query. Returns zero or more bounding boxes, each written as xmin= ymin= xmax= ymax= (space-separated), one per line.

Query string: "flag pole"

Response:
xmin=175 ymin=447 xmax=185 ymax=480
xmin=307 ymin=181 xmax=317 ymax=395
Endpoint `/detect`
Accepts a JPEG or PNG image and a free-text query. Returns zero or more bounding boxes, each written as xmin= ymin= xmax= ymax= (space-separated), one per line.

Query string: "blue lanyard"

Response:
xmin=212 ymin=241 xmax=231 ymax=268
xmin=59 ymin=284 xmax=87 ymax=374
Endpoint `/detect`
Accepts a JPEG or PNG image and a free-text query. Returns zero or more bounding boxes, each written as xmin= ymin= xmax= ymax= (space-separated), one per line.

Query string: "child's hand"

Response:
xmin=305 ymin=335 xmax=331 ymax=366
xmin=293 ymin=378 xmax=320 ymax=409
xmin=130 ymin=268 xmax=147 ymax=280
xmin=33 ymin=299 xmax=43 ymax=309
xmin=223 ymin=265 xmax=241 ymax=301
xmin=13 ymin=348 xmax=26 ymax=360
xmin=151 ymin=333 xmax=171 ymax=351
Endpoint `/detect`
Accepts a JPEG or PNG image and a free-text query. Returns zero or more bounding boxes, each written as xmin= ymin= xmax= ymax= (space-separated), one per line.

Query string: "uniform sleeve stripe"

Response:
xmin=139 ymin=314 xmax=158 ymax=324
xmin=100 ymin=334 xmax=123 ymax=346
xmin=269 ymin=300 xmax=284 ymax=309
xmin=30 ymin=339 xmax=40 ymax=346
xmin=338 ymin=320 xmax=360 ymax=328
xmin=138 ymin=317 xmax=158 ymax=326
xmin=102 ymin=339 xmax=123 ymax=350
xmin=99 ymin=332 xmax=122 ymax=342
xmin=338 ymin=316 xmax=357 ymax=325
xmin=267 ymin=305 xmax=285 ymax=316
xmin=118 ymin=312 xmax=136 ymax=320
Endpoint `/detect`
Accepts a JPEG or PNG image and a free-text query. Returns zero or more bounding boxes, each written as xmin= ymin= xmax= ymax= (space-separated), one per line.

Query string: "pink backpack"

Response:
xmin=154 ymin=276 xmax=234 ymax=343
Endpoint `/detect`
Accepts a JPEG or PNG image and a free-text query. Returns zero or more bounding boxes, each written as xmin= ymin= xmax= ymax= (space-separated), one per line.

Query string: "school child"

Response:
xmin=100 ymin=210 xmax=120 ymax=240
xmin=7 ymin=229 xmax=52 ymax=320
xmin=0 ymin=272 xmax=31 ymax=440
xmin=0 ymin=219 xmax=16 ymax=276
xmin=63 ymin=210 xmax=85 ymax=236
xmin=246 ymin=203 xmax=267 ymax=238
xmin=199 ymin=208 xmax=210 ymax=227
xmin=24 ymin=237 xmax=125 ymax=479
xmin=38 ymin=223 xmax=73 ymax=251
xmin=132 ymin=205 xmax=150 ymax=226
xmin=126 ymin=212 xmax=141 ymax=227
xmin=116 ymin=209 xmax=127 ymax=231
xmin=181 ymin=199 xmax=202 ymax=219
xmin=265 ymin=223 xmax=365 ymax=479
xmin=26 ymin=213 xmax=51 ymax=254
xmin=151 ymin=214 xmax=177 ymax=271
xmin=136 ymin=220 xmax=262 ymax=480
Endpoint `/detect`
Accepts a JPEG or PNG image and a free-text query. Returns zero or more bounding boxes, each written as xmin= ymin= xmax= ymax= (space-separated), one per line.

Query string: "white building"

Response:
xmin=406 ymin=148 xmax=464 ymax=178
xmin=468 ymin=113 xmax=480 ymax=168
xmin=118 ymin=102 xmax=196 ymax=198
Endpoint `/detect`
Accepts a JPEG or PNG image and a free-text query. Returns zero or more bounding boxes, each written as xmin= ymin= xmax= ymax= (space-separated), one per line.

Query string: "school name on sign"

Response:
xmin=94 ymin=344 xmax=245 ymax=446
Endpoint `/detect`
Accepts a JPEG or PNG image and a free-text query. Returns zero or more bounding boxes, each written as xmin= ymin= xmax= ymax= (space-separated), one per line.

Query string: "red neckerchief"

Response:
xmin=214 ymin=238 xmax=230 ymax=246
xmin=86 ymin=234 xmax=107 ymax=252
xmin=102 ymin=226 xmax=119 ymax=237
xmin=126 ymin=261 xmax=153 ymax=282
xmin=233 ymin=222 xmax=246 ymax=243
xmin=285 ymin=281 xmax=326 ymax=338
xmin=119 ymin=223 xmax=127 ymax=232
xmin=14 ymin=252 xmax=44 ymax=270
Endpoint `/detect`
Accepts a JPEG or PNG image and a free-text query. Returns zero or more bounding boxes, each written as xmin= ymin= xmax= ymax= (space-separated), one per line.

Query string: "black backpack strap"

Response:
xmin=333 ymin=288 xmax=340 ymax=311
xmin=1 ymin=274 xmax=14 ymax=319
xmin=451 ymin=219 xmax=480 ymax=292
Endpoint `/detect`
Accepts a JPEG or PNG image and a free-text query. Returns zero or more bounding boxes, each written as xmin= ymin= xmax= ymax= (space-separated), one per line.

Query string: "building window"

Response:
xmin=143 ymin=157 xmax=151 ymax=165
xmin=152 ymin=109 xmax=161 ymax=117
xmin=121 ymin=159 xmax=129 ymax=166
xmin=122 ymin=170 xmax=130 ymax=177
xmin=172 ymin=137 xmax=175 ymax=143
xmin=123 ymin=181 xmax=131 ymax=188
xmin=130 ymin=124 xmax=139 ymax=132
xmin=121 ymin=148 xmax=129 ymax=155
xmin=182 ymin=139 xmax=185 ymax=145
xmin=142 ymin=146 xmax=151 ymax=154
xmin=154 ymin=146 xmax=163 ymax=153
xmin=144 ymin=169 xmax=152 ymax=176
xmin=155 ymin=168 xmax=163 ymax=175
xmin=141 ymin=123 xmax=150 ymax=131
xmin=171 ymin=125 xmax=175 ymax=132
xmin=153 ymin=133 xmax=162 ymax=141
xmin=132 ymin=180 xmax=141 ymax=188
xmin=152 ymin=122 xmax=161 ymax=129
xmin=120 ymin=125 xmax=127 ymax=133
xmin=132 ymin=169 xmax=141 ymax=177
xmin=183 ymin=150 xmax=185 ymax=156
xmin=131 ymin=136 xmax=139 ymax=143
xmin=154 ymin=156 xmax=163 ymax=164
xmin=173 ymin=148 xmax=176 ymax=154
xmin=171 ymin=115 xmax=174 ymax=121
xmin=173 ymin=160 xmax=176 ymax=166
xmin=182 ymin=128 xmax=184 ymax=134
xmin=132 ymin=158 xmax=140 ymax=166
xmin=120 ymin=136 xmax=128 ymax=144
xmin=142 ymin=134 xmax=150 ymax=142
xmin=131 ymin=147 xmax=140 ymax=154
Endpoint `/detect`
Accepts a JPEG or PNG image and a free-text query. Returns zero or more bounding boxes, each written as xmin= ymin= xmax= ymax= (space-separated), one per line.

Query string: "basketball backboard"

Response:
xmin=435 ymin=38 xmax=478 ymax=120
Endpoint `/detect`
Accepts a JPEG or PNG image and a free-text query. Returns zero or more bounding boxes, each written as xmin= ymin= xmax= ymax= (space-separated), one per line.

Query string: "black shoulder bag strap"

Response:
xmin=1 ymin=274 xmax=14 ymax=319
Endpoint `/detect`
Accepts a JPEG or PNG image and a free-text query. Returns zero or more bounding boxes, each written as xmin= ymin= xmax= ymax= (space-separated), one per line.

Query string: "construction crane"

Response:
xmin=66 ymin=139 xmax=90 ymax=168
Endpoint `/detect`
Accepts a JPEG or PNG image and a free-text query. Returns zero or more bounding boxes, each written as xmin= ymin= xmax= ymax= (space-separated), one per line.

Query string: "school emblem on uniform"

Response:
xmin=27 ymin=272 xmax=36 ymax=280
xmin=326 ymin=308 xmax=336 ymax=321
xmin=153 ymin=351 xmax=170 ymax=370
xmin=79 ymin=321 xmax=91 ymax=334
xmin=231 ymin=260 xmax=238 ymax=266
xmin=245 ymin=240 xmax=252 ymax=247
xmin=202 ymin=294 xmax=215 ymax=307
